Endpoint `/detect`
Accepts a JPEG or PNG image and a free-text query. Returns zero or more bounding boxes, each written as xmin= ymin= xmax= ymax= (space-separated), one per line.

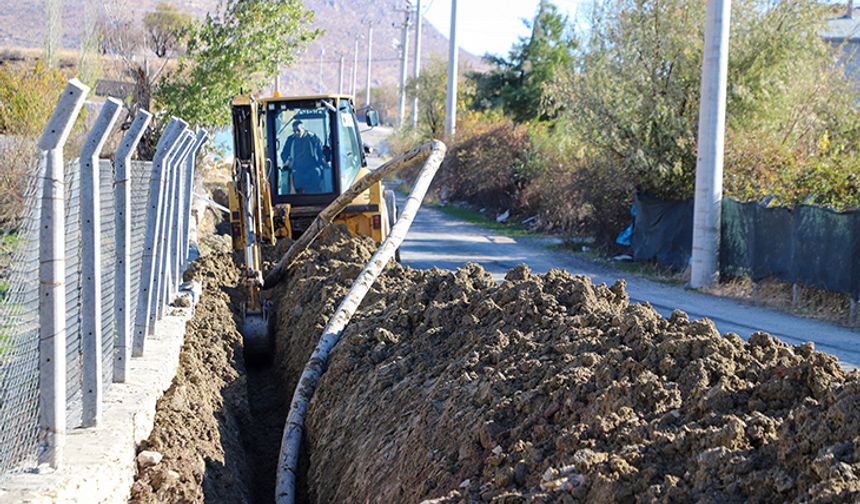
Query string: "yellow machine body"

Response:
xmin=227 ymin=94 xmax=389 ymax=251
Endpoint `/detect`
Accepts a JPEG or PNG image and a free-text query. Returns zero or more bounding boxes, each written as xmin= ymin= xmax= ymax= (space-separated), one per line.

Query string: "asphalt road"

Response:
xmin=364 ymin=129 xmax=860 ymax=369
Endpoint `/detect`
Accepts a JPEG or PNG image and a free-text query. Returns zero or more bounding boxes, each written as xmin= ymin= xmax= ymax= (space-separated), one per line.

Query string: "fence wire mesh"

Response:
xmin=100 ymin=160 xmax=116 ymax=385
xmin=0 ymin=114 xmax=196 ymax=481
xmin=0 ymin=154 xmax=44 ymax=478
xmin=64 ymin=160 xmax=83 ymax=429
xmin=129 ymin=160 xmax=153 ymax=332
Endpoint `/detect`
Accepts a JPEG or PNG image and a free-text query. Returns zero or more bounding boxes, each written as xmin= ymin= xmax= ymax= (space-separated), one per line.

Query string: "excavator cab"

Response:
xmin=262 ymin=95 xmax=387 ymax=239
xmin=227 ymin=93 xmax=392 ymax=363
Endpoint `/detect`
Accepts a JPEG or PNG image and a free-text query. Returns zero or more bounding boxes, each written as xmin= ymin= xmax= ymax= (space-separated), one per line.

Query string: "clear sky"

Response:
xmin=422 ymin=0 xmax=582 ymax=58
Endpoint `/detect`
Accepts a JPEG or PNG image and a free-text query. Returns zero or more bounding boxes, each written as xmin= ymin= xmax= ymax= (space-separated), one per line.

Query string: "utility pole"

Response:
xmin=338 ymin=55 xmax=345 ymax=94
xmin=690 ymin=0 xmax=731 ymax=289
xmin=397 ymin=7 xmax=412 ymax=127
xmin=318 ymin=48 xmax=325 ymax=93
xmin=365 ymin=24 xmax=374 ymax=107
xmin=444 ymin=0 xmax=459 ymax=138
xmin=351 ymin=37 xmax=359 ymax=97
xmin=411 ymin=0 xmax=423 ymax=129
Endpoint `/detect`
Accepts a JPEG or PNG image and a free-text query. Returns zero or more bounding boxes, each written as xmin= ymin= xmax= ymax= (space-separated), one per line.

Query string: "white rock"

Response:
xmin=137 ymin=450 xmax=163 ymax=468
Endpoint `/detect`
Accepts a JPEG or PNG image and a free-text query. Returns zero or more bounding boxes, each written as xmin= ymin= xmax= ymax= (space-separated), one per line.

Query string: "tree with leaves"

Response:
xmin=156 ymin=0 xmax=321 ymax=127
xmin=472 ymin=0 xmax=576 ymax=123
xmin=406 ymin=57 xmax=474 ymax=137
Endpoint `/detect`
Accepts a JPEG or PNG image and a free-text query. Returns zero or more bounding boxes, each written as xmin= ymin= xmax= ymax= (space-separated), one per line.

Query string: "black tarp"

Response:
xmin=631 ymin=192 xmax=693 ymax=269
xmin=631 ymin=194 xmax=860 ymax=297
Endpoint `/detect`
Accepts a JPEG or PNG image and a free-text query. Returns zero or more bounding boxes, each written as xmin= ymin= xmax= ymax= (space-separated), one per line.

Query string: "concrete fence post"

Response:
xmin=182 ymin=130 xmax=208 ymax=272
xmin=37 ymin=79 xmax=89 ymax=468
xmin=113 ymin=109 xmax=152 ymax=382
xmin=167 ymin=132 xmax=194 ymax=297
xmin=155 ymin=130 xmax=192 ymax=319
xmin=79 ymin=97 xmax=122 ymax=427
xmin=172 ymin=134 xmax=198 ymax=290
xmin=148 ymin=121 xmax=187 ymax=334
xmin=132 ymin=118 xmax=186 ymax=355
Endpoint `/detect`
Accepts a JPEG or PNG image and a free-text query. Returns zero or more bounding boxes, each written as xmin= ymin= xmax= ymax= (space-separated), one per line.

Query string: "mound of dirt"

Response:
xmin=129 ymin=253 xmax=254 ymax=503
xmin=271 ymin=228 xmax=860 ymax=503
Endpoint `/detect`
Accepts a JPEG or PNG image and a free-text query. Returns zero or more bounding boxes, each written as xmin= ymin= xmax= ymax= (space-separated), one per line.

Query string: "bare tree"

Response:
xmin=79 ymin=0 xmax=102 ymax=86
xmin=43 ymin=0 xmax=63 ymax=68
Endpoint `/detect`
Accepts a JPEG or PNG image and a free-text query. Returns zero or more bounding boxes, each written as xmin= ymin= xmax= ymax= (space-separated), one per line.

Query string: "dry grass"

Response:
xmin=0 ymin=46 xmax=80 ymax=70
xmin=0 ymin=136 xmax=38 ymax=230
xmin=0 ymin=46 xmax=178 ymax=83
xmin=706 ymin=276 xmax=858 ymax=328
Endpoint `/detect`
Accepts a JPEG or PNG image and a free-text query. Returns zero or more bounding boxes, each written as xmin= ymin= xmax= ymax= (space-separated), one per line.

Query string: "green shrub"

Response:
xmin=0 ymin=61 xmax=68 ymax=136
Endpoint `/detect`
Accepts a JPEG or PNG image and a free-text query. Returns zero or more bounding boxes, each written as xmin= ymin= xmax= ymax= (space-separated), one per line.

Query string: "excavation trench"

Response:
xmin=130 ymin=226 xmax=860 ymax=503
xmin=127 ymin=250 xmax=287 ymax=503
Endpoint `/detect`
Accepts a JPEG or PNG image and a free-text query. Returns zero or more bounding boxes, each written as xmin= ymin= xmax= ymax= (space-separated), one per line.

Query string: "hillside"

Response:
xmin=0 ymin=0 xmax=484 ymax=96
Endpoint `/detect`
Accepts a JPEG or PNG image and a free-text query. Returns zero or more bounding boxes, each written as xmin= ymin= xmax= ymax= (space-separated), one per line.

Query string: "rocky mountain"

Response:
xmin=0 ymin=0 xmax=483 ymax=96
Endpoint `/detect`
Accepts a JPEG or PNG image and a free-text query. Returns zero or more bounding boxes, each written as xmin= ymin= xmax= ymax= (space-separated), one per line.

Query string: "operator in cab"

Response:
xmin=280 ymin=120 xmax=325 ymax=194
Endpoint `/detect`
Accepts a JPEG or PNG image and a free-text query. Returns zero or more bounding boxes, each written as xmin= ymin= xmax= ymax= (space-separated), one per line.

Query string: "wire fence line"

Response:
xmin=0 ymin=79 xmax=207 ymax=478
xmin=0 ymin=156 xmax=43 ymax=478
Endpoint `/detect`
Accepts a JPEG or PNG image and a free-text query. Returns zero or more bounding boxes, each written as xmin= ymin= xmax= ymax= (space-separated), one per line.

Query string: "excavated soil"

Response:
xmin=128 ymin=252 xmax=287 ymax=503
xmin=270 ymin=227 xmax=860 ymax=503
xmin=127 ymin=226 xmax=860 ymax=503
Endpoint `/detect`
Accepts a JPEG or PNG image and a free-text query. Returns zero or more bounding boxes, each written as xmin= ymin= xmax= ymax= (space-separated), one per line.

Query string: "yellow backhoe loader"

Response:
xmin=227 ymin=93 xmax=394 ymax=362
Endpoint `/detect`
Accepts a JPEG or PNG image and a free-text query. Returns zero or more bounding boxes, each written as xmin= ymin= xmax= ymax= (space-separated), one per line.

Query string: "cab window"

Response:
xmin=337 ymin=100 xmax=362 ymax=191
xmin=270 ymin=104 xmax=334 ymax=196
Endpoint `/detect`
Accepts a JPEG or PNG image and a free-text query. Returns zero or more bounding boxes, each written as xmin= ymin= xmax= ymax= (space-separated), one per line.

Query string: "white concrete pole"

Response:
xmin=133 ymin=117 xmax=185 ymax=355
xmin=351 ymin=38 xmax=359 ymax=97
xmin=149 ymin=123 xmax=187 ymax=331
xmin=398 ymin=14 xmax=411 ymax=127
xmin=156 ymin=130 xmax=192 ymax=318
xmin=338 ymin=55 xmax=345 ymax=94
xmin=37 ymin=78 xmax=89 ymax=468
xmin=411 ymin=0 xmax=423 ymax=129
xmin=181 ymin=130 xmax=208 ymax=272
xmin=170 ymin=134 xmax=196 ymax=292
xmin=365 ymin=25 xmax=373 ymax=107
xmin=113 ymin=109 xmax=151 ymax=383
xmin=153 ymin=133 xmax=179 ymax=321
xmin=79 ymin=97 xmax=122 ymax=428
xmin=444 ymin=0 xmax=459 ymax=138
xmin=690 ymin=0 xmax=731 ymax=289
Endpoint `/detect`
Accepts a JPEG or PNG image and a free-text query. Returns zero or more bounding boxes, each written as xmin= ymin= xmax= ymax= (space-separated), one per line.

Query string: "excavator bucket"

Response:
xmin=242 ymin=309 xmax=271 ymax=365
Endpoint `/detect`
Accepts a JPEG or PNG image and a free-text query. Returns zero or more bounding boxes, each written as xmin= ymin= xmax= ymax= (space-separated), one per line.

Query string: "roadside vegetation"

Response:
xmin=0 ymin=62 xmax=73 ymax=228
xmin=392 ymin=0 xmax=860 ymax=247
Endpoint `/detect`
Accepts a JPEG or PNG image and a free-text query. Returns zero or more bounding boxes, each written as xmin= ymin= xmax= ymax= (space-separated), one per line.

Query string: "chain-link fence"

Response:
xmin=128 ymin=160 xmax=154 ymax=345
xmin=65 ymin=157 xmax=84 ymax=429
xmin=0 ymin=80 xmax=207 ymax=479
xmin=0 ymin=154 xmax=43 ymax=477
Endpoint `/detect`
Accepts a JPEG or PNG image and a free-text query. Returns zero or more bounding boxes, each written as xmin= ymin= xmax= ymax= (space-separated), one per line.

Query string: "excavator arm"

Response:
xmin=228 ymin=96 xmax=275 ymax=362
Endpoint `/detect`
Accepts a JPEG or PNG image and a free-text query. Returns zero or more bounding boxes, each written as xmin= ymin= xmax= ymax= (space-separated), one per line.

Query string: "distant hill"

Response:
xmin=0 ymin=0 xmax=484 ymax=96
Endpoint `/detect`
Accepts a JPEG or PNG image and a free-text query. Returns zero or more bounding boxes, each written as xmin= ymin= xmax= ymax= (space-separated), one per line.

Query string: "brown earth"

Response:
xmin=128 ymin=226 xmax=860 ymax=503
xmin=128 ymin=252 xmax=287 ymax=503
xmin=270 ymin=227 xmax=860 ymax=503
